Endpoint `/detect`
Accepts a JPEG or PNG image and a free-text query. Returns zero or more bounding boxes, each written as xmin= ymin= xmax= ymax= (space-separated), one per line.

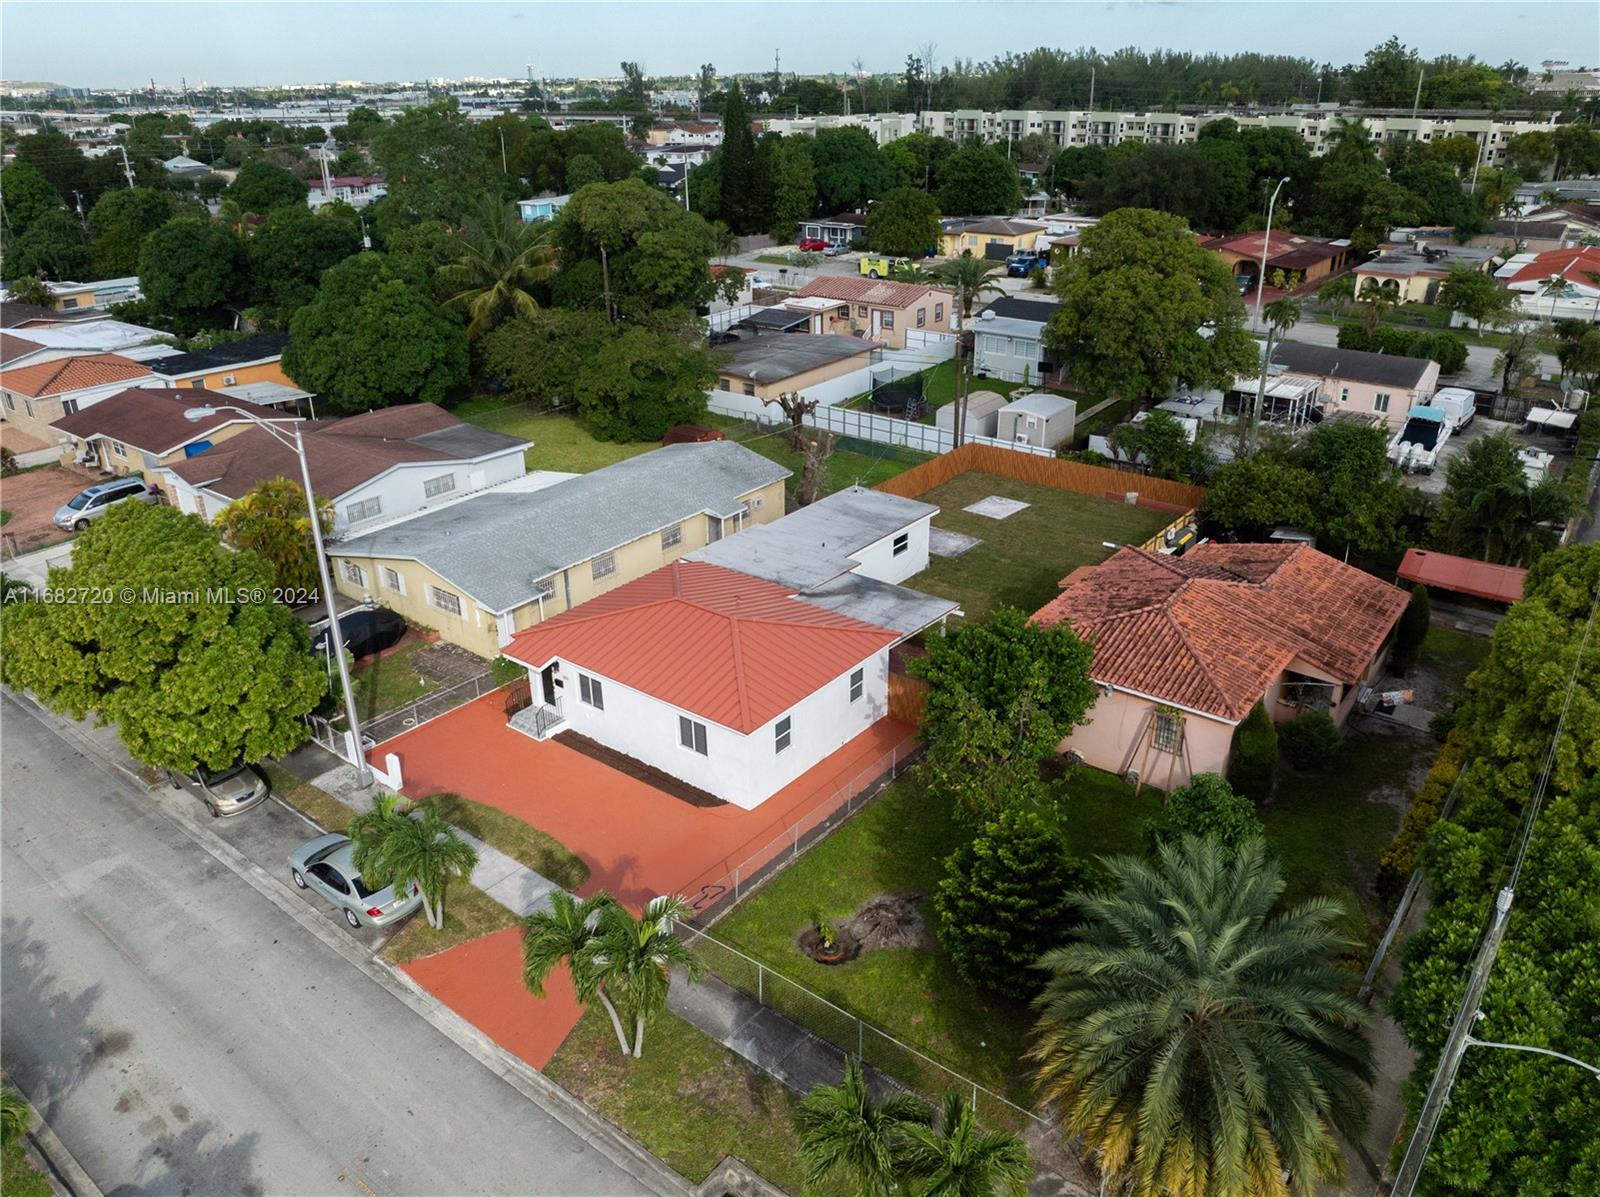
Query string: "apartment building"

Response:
xmin=758 ymin=112 xmax=919 ymax=146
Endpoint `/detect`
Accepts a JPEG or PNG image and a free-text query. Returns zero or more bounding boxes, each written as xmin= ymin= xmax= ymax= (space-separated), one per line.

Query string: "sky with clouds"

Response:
xmin=3 ymin=1 xmax=1593 ymax=88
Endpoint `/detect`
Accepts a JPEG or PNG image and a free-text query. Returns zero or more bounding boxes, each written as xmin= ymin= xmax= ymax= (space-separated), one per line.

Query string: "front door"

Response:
xmin=540 ymin=664 xmax=558 ymax=705
xmin=870 ymin=309 xmax=884 ymax=339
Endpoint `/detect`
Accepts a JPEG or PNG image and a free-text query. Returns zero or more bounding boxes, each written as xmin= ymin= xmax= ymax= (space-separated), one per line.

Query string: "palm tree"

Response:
xmin=1354 ymin=285 xmax=1395 ymax=335
xmin=437 ymin=195 xmax=559 ymax=339
xmin=380 ymin=805 xmax=477 ymax=930
xmin=932 ymin=252 xmax=1007 ymax=322
xmin=523 ymin=890 xmax=633 ymax=1057
xmin=1315 ymin=274 xmax=1354 ymax=319
xmin=898 ymin=1092 xmax=1032 ymax=1197
xmin=793 ymin=1058 xmax=933 ymax=1196
xmin=589 ymin=895 xmax=704 ymax=1059
xmin=1030 ymin=836 xmax=1373 ymax=1197
xmin=347 ymin=792 xmax=408 ymax=887
xmin=1325 ymin=116 xmax=1374 ymax=166
xmin=1249 ymin=297 xmax=1303 ymax=454
xmin=890 ymin=260 xmax=934 ymax=284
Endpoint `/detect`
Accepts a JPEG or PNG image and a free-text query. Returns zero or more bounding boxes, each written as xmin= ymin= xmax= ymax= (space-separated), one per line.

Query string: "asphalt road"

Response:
xmin=1 ymin=693 xmax=652 ymax=1197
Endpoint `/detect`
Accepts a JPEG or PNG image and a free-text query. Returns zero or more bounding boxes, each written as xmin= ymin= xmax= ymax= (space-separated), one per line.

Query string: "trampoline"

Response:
xmin=867 ymin=371 xmax=926 ymax=419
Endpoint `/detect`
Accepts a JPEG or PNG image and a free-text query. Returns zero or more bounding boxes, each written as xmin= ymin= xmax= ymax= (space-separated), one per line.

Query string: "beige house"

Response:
xmin=785 ymin=277 xmax=954 ymax=350
xmin=711 ymin=333 xmax=878 ymax=418
xmin=329 ymin=441 xmax=791 ymax=659
xmin=0 ymin=353 xmax=154 ymax=445
xmin=937 ymin=217 xmax=1046 ymax=259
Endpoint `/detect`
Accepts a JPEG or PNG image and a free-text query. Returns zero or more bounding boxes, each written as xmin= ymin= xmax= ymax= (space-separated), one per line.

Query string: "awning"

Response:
xmin=1398 ymin=548 xmax=1526 ymax=605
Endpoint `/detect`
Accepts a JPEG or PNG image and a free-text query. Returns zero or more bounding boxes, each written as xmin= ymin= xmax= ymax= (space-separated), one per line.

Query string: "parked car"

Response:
xmin=288 ymin=834 xmax=424 ymax=929
xmin=310 ymin=607 xmax=407 ymax=660
xmin=1006 ymin=252 xmax=1046 ymax=277
xmin=823 ymin=244 xmax=850 ymax=257
xmin=53 ymin=477 xmax=159 ymax=531
xmin=168 ymin=761 xmax=271 ymax=818
xmin=797 ymin=237 xmax=829 ymax=252
xmin=859 ymin=255 xmax=906 ymax=279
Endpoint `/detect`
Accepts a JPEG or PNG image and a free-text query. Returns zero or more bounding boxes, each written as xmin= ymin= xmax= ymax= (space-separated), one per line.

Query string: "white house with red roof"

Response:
xmin=1494 ymin=245 xmax=1600 ymax=322
xmin=504 ymin=560 xmax=906 ymax=808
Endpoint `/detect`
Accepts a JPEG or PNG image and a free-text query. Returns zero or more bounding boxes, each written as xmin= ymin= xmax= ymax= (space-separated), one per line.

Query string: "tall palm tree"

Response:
xmin=898 ymin=1092 xmax=1032 ymax=1197
xmin=1248 ymin=297 xmax=1302 ymax=454
xmin=1354 ymin=285 xmax=1395 ymax=335
xmin=932 ymin=252 xmax=1007 ymax=321
xmin=437 ymin=195 xmax=559 ymax=339
xmin=1030 ymin=836 xmax=1373 ymax=1197
xmin=589 ymin=895 xmax=704 ymax=1059
xmin=1325 ymin=116 xmax=1374 ymax=167
xmin=793 ymin=1058 xmax=932 ymax=1196
xmin=380 ymin=806 xmax=477 ymax=930
xmin=347 ymin=792 xmax=408 ymax=886
xmin=523 ymin=891 xmax=633 ymax=1057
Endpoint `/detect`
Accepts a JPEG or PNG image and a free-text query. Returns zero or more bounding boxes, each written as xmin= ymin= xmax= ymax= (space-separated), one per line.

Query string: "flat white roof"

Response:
xmin=999 ymin=391 xmax=1075 ymax=417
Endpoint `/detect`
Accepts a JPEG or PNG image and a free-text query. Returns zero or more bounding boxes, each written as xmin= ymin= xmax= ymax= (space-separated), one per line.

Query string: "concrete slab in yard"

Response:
xmin=929 ymin=527 xmax=982 ymax=558
xmin=964 ymin=495 xmax=1032 ymax=519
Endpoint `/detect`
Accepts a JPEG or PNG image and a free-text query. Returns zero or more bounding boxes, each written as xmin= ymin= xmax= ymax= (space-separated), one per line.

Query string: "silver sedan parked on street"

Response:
xmin=288 ymin=834 xmax=424 ymax=930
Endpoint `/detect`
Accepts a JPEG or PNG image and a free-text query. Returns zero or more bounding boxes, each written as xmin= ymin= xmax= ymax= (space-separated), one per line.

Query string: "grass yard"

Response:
xmin=380 ymin=882 xmax=519 ymax=965
xmin=348 ymin=638 xmax=440 ymax=721
xmin=906 ymin=472 xmax=1174 ymax=619
xmin=1419 ymin=625 xmax=1491 ymax=694
xmin=423 ymin=791 xmax=590 ymax=890
xmin=264 ymin=765 xmax=354 ymax=833
xmin=1 ymin=1136 xmax=52 ymax=1197
xmin=547 ymin=1007 xmax=845 ymax=1195
xmin=453 ymin=400 xmax=656 ymax=474
xmin=701 ymin=414 xmax=932 ymax=499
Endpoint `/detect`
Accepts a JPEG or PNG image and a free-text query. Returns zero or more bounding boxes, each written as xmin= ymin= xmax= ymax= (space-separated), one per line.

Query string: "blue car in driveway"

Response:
xmin=288 ymin=833 xmax=424 ymax=930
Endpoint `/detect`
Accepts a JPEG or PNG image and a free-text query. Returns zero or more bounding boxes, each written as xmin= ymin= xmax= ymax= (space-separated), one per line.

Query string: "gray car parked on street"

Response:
xmin=167 ymin=762 xmax=271 ymax=818
xmin=287 ymin=834 xmax=424 ymax=929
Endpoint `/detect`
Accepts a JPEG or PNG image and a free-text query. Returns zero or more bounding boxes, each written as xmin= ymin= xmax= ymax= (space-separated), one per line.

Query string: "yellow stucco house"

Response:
xmin=148 ymin=332 xmax=309 ymax=409
xmin=937 ymin=217 xmax=1046 ymax=259
xmin=329 ymin=441 xmax=791 ymax=659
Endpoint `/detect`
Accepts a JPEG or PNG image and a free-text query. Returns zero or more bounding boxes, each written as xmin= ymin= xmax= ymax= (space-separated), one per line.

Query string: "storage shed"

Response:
xmin=996 ymin=391 xmax=1077 ymax=449
xmin=935 ymin=389 xmax=1008 ymax=440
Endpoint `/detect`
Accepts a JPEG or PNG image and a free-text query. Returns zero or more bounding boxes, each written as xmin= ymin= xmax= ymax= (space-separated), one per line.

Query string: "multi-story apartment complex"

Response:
xmin=914 ymin=106 xmax=1561 ymax=166
xmin=758 ymin=111 xmax=919 ymax=146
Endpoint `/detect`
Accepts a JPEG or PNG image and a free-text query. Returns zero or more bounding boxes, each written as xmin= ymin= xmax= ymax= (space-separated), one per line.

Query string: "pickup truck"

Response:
xmin=1007 ymin=252 xmax=1046 ymax=277
xmin=859 ymin=255 xmax=906 ymax=279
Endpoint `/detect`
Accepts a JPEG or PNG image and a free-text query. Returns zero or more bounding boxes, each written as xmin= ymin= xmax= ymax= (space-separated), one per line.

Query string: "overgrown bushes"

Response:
xmin=1374 ymin=727 xmax=1471 ymax=900
xmin=1228 ymin=701 xmax=1278 ymax=800
xmin=1337 ymin=322 xmax=1468 ymax=374
xmin=1279 ymin=711 xmax=1343 ymax=771
xmin=1393 ymin=584 xmax=1432 ymax=673
xmin=1141 ymin=773 xmax=1264 ymax=855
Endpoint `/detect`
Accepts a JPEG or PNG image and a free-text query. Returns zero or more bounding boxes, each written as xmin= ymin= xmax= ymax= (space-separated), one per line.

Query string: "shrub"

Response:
xmin=1375 ymin=728 xmax=1470 ymax=900
xmin=1279 ymin=711 xmax=1343 ymax=771
xmin=933 ymin=806 xmax=1083 ymax=998
xmin=1336 ymin=323 xmax=1467 ymax=375
xmin=1228 ymin=701 xmax=1278 ymax=801
xmin=1393 ymin=584 xmax=1432 ymax=673
xmin=1142 ymin=773 xmax=1264 ymax=855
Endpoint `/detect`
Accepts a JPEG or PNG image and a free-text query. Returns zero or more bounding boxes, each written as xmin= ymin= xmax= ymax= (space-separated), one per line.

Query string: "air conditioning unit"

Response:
xmin=223 ymin=374 xmax=237 ymax=385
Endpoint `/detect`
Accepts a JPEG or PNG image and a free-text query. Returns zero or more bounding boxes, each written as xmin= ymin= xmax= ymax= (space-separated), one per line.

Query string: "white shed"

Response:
xmin=935 ymin=389 xmax=1008 ymax=440
xmin=997 ymin=391 xmax=1077 ymax=449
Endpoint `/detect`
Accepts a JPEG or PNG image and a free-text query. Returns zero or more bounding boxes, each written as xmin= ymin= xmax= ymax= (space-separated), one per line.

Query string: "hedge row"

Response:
xmin=1374 ymin=726 xmax=1472 ymax=901
xmin=1560 ymin=408 xmax=1600 ymax=516
xmin=1336 ymin=322 xmax=1469 ymax=375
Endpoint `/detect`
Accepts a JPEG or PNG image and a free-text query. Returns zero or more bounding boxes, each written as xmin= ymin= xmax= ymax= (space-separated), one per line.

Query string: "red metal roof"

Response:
xmin=1504 ymin=245 xmax=1600 ymax=286
xmin=505 ymin=561 xmax=899 ymax=733
xmin=1397 ymin=548 xmax=1526 ymax=605
xmin=1032 ymin=543 xmax=1409 ymax=721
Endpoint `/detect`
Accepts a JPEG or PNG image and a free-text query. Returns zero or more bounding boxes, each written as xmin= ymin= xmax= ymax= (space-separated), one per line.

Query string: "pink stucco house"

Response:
xmin=1031 ymin=543 xmax=1409 ymax=793
xmin=1271 ymin=341 xmax=1441 ymax=432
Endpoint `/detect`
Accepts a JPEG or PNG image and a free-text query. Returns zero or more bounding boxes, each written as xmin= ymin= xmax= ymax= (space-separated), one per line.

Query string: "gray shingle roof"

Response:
xmin=713 ymin=333 xmax=875 ymax=383
xmin=333 ymin=441 xmax=791 ymax=612
xmin=1271 ymin=341 xmax=1434 ymax=390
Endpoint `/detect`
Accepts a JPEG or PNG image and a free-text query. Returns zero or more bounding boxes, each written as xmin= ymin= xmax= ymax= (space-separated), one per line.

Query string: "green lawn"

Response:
xmin=701 ymin=414 xmax=932 ymax=501
xmin=380 ymin=881 xmax=520 ymax=965
xmin=348 ymin=639 xmax=440 ymax=722
xmin=453 ymin=399 xmax=657 ymax=474
xmin=423 ymin=791 xmax=590 ymax=890
xmin=547 ymin=1008 xmax=845 ymax=1195
xmin=841 ymin=360 xmax=1027 ymax=425
xmin=264 ymin=765 xmax=354 ymax=833
xmin=1419 ymin=625 xmax=1492 ymax=694
xmin=1 ymin=1137 xmax=52 ymax=1197
xmin=906 ymin=472 xmax=1175 ymax=620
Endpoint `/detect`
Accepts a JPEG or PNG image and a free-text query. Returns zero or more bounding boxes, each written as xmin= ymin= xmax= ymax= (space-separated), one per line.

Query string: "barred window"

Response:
xmin=430 ymin=586 xmax=463 ymax=616
xmin=423 ymin=474 xmax=457 ymax=498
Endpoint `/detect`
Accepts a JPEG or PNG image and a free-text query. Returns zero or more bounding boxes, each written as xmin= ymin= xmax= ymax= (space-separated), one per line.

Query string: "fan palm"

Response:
xmin=589 ymin=895 xmax=704 ymax=1059
xmin=523 ymin=890 xmax=633 ymax=1057
xmin=437 ymin=195 xmax=559 ymax=339
xmin=379 ymin=805 xmax=477 ymax=930
xmin=793 ymin=1058 xmax=933 ymax=1196
xmin=1030 ymin=836 xmax=1373 ymax=1197
xmin=898 ymin=1091 xmax=1032 ymax=1197
xmin=932 ymin=252 xmax=1007 ymax=320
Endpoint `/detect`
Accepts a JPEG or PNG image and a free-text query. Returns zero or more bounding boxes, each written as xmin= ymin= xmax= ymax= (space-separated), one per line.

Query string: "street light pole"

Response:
xmin=185 ymin=405 xmax=373 ymax=786
xmin=1254 ymin=176 xmax=1291 ymax=330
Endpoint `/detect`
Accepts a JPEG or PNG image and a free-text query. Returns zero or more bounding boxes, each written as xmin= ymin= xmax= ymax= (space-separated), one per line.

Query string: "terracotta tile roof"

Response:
xmin=1 ymin=352 xmax=151 ymax=397
xmin=1504 ymin=245 xmax=1600 ymax=286
xmin=51 ymin=388 xmax=295 ymax=454
xmin=1032 ymin=543 xmax=1409 ymax=722
xmin=791 ymin=276 xmax=951 ymax=309
xmin=506 ymin=561 xmax=899 ymax=733
xmin=0 ymin=332 xmax=45 ymax=366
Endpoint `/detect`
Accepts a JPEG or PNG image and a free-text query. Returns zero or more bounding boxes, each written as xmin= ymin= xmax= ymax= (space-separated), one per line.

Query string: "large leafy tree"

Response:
xmin=212 ymin=477 xmax=333 ymax=593
xmin=9 ymin=126 xmax=89 ymax=203
xmin=765 ymin=134 xmax=817 ymax=240
xmin=810 ymin=126 xmax=900 ymax=214
xmin=1045 ymin=208 xmax=1256 ymax=408
xmin=1432 ymin=431 xmax=1573 ymax=565
xmin=934 ymin=805 xmax=1083 ymax=997
xmin=225 ymin=160 xmax=309 ymax=214
xmin=1438 ymin=264 xmax=1512 ymax=333
xmin=883 ymin=131 xmax=957 ymax=191
xmin=6 ymin=208 xmax=90 ymax=281
xmin=715 ymin=81 xmax=758 ymax=232
xmin=0 ymin=163 xmax=64 ymax=238
xmin=244 ymin=203 xmax=362 ymax=318
xmin=935 ymin=142 xmax=1022 ymax=217
xmin=1297 ymin=421 xmax=1413 ymax=555
xmin=866 ymin=186 xmax=941 ymax=257
xmin=435 ymin=197 xmax=558 ymax=339
xmin=87 ymin=187 xmax=181 ymax=278
xmin=137 ymin=217 xmax=243 ymax=327
xmin=0 ymin=503 xmax=326 ymax=771
xmin=1203 ymin=452 xmax=1318 ymax=535
xmin=1031 ymin=836 xmax=1373 ymax=1197
xmin=370 ymin=98 xmax=499 ymax=227
xmin=793 ymin=1059 xmax=933 ymax=1197
xmin=283 ymin=252 xmax=469 ymax=413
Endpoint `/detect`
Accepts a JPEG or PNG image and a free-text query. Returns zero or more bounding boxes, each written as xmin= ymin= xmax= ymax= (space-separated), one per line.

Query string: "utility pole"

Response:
xmin=499 ymin=126 xmax=508 ymax=172
xmin=1089 ymin=67 xmax=1095 ymax=112
xmin=1412 ymin=67 xmax=1425 ymax=120
xmin=118 ymin=143 xmax=136 ymax=187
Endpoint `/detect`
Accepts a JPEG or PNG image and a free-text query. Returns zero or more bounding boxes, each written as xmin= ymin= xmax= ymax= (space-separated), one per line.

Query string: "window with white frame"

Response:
xmin=346 ymin=496 xmax=382 ymax=523
xmin=1374 ymin=392 xmax=1391 ymax=413
xmin=342 ymin=561 xmax=366 ymax=587
xmin=679 ymin=715 xmax=708 ymax=755
xmin=429 ymin=585 xmax=463 ymax=616
xmin=849 ymin=667 xmax=864 ymax=702
xmin=578 ymin=674 xmax=605 ymax=709
xmin=661 ymin=523 xmax=683 ymax=550
xmin=381 ymin=566 xmax=404 ymax=593
xmin=774 ymin=715 xmax=792 ymax=754
xmin=892 ymin=532 xmax=909 ymax=557
xmin=110 ymin=440 xmax=126 ymax=457
xmin=1153 ymin=710 xmax=1182 ymax=753
xmin=533 ymin=576 xmax=556 ymax=600
xmin=592 ymin=553 xmax=616 ymax=580
xmin=1339 ymin=386 xmax=1350 ymax=404
xmin=61 ymin=398 xmax=79 ymax=414
xmin=423 ymin=473 xmax=457 ymax=498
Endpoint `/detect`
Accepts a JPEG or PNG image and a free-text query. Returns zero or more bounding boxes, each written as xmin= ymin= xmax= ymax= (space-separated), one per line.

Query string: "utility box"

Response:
xmin=996 ymin=391 xmax=1077 ymax=449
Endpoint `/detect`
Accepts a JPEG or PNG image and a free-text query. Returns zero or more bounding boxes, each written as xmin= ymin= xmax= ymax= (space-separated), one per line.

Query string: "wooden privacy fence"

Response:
xmin=874 ymin=442 xmax=1207 ymax=510
xmin=888 ymin=673 xmax=929 ymax=725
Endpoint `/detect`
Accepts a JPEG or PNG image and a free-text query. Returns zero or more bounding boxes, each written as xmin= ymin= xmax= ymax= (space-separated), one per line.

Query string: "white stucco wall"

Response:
xmin=847 ymin=515 xmax=932 ymax=585
xmin=335 ymin=450 xmax=527 ymax=536
xmin=538 ymin=648 xmax=891 ymax=808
